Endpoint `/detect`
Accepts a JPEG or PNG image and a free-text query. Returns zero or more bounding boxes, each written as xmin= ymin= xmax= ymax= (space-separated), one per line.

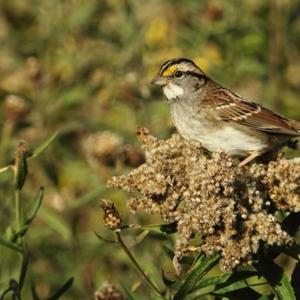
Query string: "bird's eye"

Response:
xmin=174 ymin=71 xmax=184 ymax=78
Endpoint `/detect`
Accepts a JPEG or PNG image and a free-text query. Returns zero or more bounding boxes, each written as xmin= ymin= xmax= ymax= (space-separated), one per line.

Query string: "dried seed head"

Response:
xmin=25 ymin=56 xmax=41 ymax=80
xmin=101 ymin=199 xmax=122 ymax=231
xmin=14 ymin=141 xmax=32 ymax=190
xmin=81 ymin=131 xmax=144 ymax=167
xmin=15 ymin=140 xmax=31 ymax=158
xmin=94 ymin=282 xmax=124 ymax=300
xmin=4 ymin=95 xmax=29 ymax=124
xmin=108 ymin=128 xmax=297 ymax=271
xmin=82 ymin=131 xmax=122 ymax=165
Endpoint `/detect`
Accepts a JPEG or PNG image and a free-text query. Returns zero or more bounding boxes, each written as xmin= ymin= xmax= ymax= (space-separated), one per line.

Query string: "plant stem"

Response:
xmin=0 ymin=121 xmax=13 ymax=166
xmin=0 ymin=165 xmax=12 ymax=174
xmin=15 ymin=190 xmax=21 ymax=239
xmin=116 ymin=232 xmax=165 ymax=298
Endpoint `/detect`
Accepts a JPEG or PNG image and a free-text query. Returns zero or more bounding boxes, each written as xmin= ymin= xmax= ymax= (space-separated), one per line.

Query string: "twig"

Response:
xmin=15 ymin=190 xmax=21 ymax=236
xmin=115 ymin=232 xmax=165 ymax=298
xmin=0 ymin=165 xmax=12 ymax=174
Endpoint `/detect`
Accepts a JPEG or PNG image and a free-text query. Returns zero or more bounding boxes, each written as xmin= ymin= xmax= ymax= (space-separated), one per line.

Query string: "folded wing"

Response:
xmin=205 ymin=91 xmax=300 ymax=136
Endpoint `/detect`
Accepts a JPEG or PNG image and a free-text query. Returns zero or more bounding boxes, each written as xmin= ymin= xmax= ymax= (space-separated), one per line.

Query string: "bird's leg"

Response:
xmin=238 ymin=152 xmax=260 ymax=167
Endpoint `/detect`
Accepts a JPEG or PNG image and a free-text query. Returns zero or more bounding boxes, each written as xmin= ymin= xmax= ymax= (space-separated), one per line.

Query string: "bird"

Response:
xmin=151 ymin=58 xmax=300 ymax=166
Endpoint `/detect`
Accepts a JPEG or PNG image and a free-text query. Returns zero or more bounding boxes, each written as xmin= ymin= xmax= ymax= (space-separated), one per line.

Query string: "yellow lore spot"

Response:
xmin=162 ymin=65 xmax=177 ymax=77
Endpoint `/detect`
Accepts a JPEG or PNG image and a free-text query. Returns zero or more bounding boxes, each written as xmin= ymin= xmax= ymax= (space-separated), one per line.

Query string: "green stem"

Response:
xmin=15 ymin=189 xmax=21 ymax=242
xmin=0 ymin=165 xmax=12 ymax=174
xmin=15 ymin=189 xmax=26 ymax=257
xmin=0 ymin=121 xmax=13 ymax=165
xmin=116 ymin=232 xmax=165 ymax=298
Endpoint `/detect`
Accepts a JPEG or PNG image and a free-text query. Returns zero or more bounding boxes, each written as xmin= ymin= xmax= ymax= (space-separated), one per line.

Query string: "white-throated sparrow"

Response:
xmin=151 ymin=58 xmax=300 ymax=166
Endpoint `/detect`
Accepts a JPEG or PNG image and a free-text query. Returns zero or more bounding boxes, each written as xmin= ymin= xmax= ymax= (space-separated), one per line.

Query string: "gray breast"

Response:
xmin=169 ymin=101 xmax=270 ymax=156
xmin=169 ymin=101 xmax=208 ymax=141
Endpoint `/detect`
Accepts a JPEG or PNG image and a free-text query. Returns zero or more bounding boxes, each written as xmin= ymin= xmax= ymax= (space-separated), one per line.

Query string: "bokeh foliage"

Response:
xmin=0 ymin=0 xmax=300 ymax=299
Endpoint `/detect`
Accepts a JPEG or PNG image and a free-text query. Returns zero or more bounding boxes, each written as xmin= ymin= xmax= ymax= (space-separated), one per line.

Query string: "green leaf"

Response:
xmin=0 ymin=288 xmax=11 ymax=300
xmin=47 ymin=277 xmax=73 ymax=300
xmin=192 ymin=270 xmax=260 ymax=299
xmin=31 ymin=282 xmax=41 ymax=300
xmin=13 ymin=226 xmax=29 ymax=240
xmin=183 ymin=273 xmax=232 ymax=299
xmin=214 ymin=286 xmax=263 ymax=300
xmin=24 ymin=187 xmax=44 ymax=225
xmin=214 ymin=279 xmax=252 ymax=294
xmin=162 ymin=245 xmax=174 ymax=260
xmin=14 ymin=153 xmax=28 ymax=190
xmin=258 ymin=295 xmax=272 ymax=300
xmin=275 ymin=274 xmax=295 ymax=300
xmin=94 ymin=232 xmax=115 ymax=244
xmin=14 ymin=141 xmax=32 ymax=190
xmin=31 ymin=131 xmax=59 ymax=159
xmin=214 ymin=270 xmax=258 ymax=290
xmin=255 ymin=258 xmax=296 ymax=300
xmin=120 ymin=282 xmax=137 ymax=300
xmin=18 ymin=254 xmax=29 ymax=290
xmin=190 ymin=285 xmax=262 ymax=300
xmin=69 ymin=186 xmax=106 ymax=209
xmin=39 ymin=207 xmax=72 ymax=241
xmin=0 ymin=165 xmax=12 ymax=174
xmin=159 ymin=222 xmax=177 ymax=234
xmin=291 ymin=261 xmax=300 ymax=300
xmin=173 ymin=253 xmax=220 ymax=300
xmin=131 ymin=230 xmax=150 ymax=247
xmin=204 ymin=270 xmax=260 ymax=299
xmin=4 ymin=225 xmax=14 ymax=241
xmin=0 ymin=236 xmax=22 ymax=252
xmin=139 ymin=223 xmax=173 ymax=233
xmin=194 ymin=272 xmax=232 ymax=289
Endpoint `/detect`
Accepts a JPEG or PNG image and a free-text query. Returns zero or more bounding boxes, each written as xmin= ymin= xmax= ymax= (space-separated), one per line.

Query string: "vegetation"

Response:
xmin=0 ymin=0 xmax=299 ymax=299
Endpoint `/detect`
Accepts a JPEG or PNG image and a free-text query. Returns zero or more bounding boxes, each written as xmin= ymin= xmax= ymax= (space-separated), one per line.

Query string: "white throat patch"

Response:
xmin=163 ymin=83 xmax=184 ymax=100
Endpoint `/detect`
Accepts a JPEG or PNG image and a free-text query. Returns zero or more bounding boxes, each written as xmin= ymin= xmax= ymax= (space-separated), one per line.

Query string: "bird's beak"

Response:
xmin=151 ymin=74 xmax=167 ymax=86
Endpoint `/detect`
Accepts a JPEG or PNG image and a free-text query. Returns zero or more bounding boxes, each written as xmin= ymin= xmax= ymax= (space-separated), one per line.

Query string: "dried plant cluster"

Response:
xmin=81 ymin=131 xmax=144 ymax=167
xmin=108 ymin=128 xmax=299 ymax=271
xmin=101 ymin=199 xmax=123 ymax=231
xmin=94 ymin=282 xmax=124 ymax=300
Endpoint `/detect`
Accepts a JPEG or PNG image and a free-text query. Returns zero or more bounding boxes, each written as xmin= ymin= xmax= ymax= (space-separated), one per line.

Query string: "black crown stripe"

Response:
xmin=160 ymin=57 xmax=197 ymax=73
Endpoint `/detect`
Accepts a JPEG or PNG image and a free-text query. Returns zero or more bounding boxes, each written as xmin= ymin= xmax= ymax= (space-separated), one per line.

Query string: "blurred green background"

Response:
xmin=0 ymin=0 xmax=300 ymax=298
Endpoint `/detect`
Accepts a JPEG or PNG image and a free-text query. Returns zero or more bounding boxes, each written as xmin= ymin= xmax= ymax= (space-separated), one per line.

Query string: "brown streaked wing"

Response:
xmin=204 ymin=94 xmax=300 ymax=136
